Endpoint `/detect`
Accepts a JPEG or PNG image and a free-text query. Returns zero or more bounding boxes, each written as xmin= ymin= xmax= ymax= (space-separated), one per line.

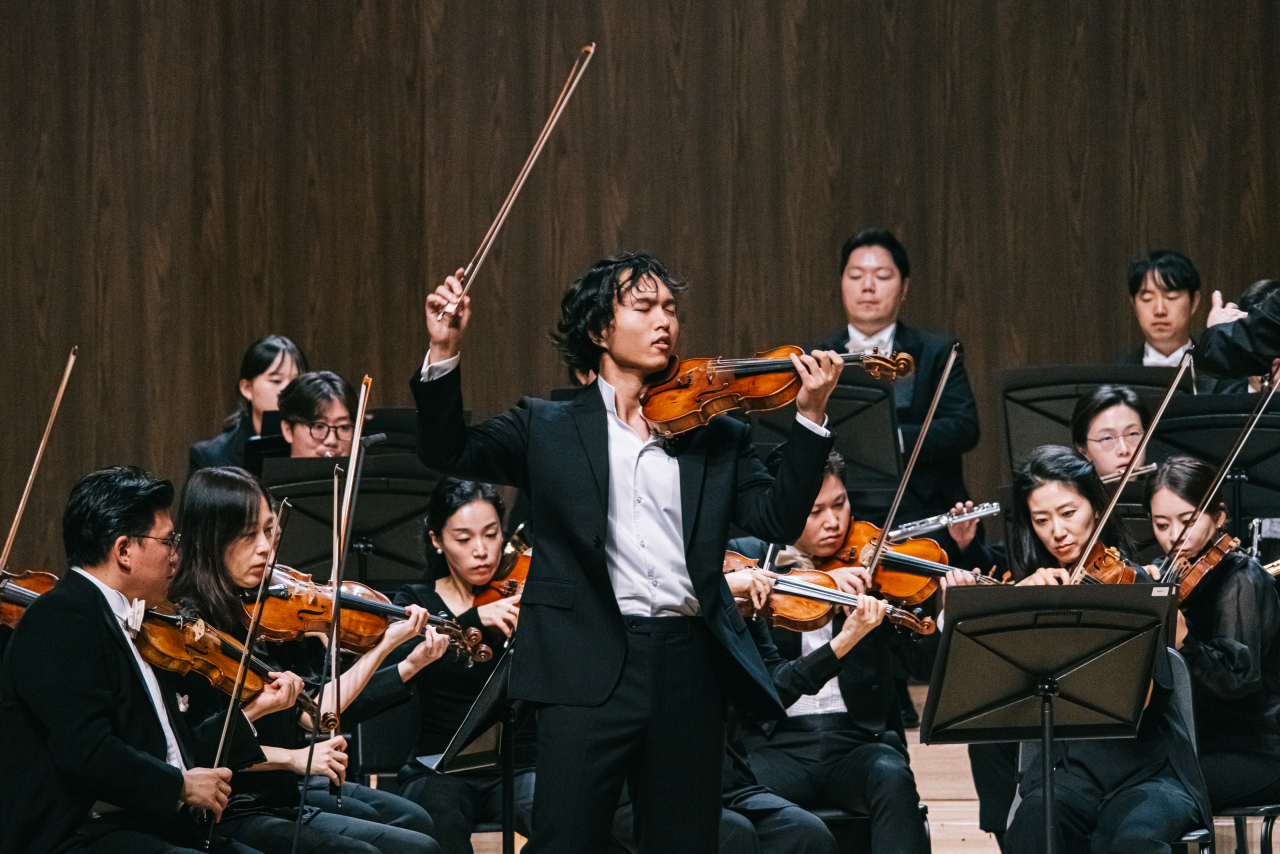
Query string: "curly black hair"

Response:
xmin=550 ymin=252 xmax=687 ymax=374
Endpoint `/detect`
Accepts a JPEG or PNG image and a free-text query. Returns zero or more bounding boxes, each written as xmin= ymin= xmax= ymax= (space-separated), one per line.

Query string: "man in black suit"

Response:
xmin=0 ymin=466 xmax=268 ymax=854
xmin=413 ymin=253 xmax=843 ymax=853
xmin=807 ymin=227 xmax=979 ymax=548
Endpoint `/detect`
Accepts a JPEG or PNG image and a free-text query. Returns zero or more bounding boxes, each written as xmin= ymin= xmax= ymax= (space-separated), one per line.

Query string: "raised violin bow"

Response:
xmin=1 ymin=346 xmax=77 ymax=576
xmin=1067 ymin=352 xmax=1193 ymax=585
xmin=438 ymin=44 xmax=595 ymax=320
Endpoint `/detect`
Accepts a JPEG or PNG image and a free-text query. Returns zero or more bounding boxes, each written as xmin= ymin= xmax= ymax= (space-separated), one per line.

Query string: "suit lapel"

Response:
xmin=678 ymin=437 xmax=707 ymax=550
xmin=571 ymin=383 xmax=610 ymax=507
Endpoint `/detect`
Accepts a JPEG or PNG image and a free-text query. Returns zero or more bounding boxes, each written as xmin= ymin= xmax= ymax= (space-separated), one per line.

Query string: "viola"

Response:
xmin=0 ymin=569 xmax=58 ymax=629
xmin=250 ymin=567 xmax=492 ymax=665
xmin=138 ymin=606 xmax=336 ymax=732
xmin=640 ymin=347 xmax=913 ymax=438
xmin=1167 ymin=532 xmax=1239 ymax=603
xmin=722 ymin=551 xmax=934 ymax=636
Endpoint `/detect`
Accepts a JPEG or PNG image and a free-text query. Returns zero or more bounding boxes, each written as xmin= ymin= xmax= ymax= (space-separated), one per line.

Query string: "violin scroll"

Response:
xmin=861 ymin=351 xmax=915 ymax=383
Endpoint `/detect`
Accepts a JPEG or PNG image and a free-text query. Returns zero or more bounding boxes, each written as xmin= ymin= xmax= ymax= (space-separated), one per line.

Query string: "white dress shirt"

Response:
xmin=1142 ymin=340 xmax=1192 ymax=367
xmin=785 ymin=620 xmax=849 ymax=716
xmin=72 ymin=568 xmax=185 ymax=772
xmin=846 ymin=322 xmax=897 ymax=356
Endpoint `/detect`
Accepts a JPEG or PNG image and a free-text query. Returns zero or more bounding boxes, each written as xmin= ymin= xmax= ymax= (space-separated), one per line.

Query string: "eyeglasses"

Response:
xmin=1087 ymin=429 xmax=1144 ymax=452
xmin=305 ymin=422 xmax=355 ymax=442
xmin=138 ymin=533 xmax=182 ymax=554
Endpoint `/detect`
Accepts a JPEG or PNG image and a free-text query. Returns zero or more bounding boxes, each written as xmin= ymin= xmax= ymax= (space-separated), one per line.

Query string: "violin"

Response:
xmin=722 ymin=551 xmax=934 ymax=636
xmin=1073 ymin=542 xmax=1137 ymax=585
xmin=0 ymin=569 xmax=58 ymax=629
xmin=249 ymin=567 xmax=493 ymax=665
xmin=1167 ymin=532 xmax=1239 ymax=603
xmin=137 ymin=606 xmax=337 ymax=732
xmin=473 ymin=525 xmax=530 ymax=608
xmin=640 ymin=347 xmax=913 ymax=438
xmin=813 ymin=520 xmax=952 ymax=606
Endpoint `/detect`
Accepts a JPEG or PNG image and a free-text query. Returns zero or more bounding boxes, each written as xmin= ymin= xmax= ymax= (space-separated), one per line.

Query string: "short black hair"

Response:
xmin=62 ymin=466 xmax=175 ymax=569
xmin=1238 ymin=279 xmax=1280 ymax=313
xmin=551 ymin=252 xmax=687 ymax=374
xmin=840 ymin=227 xmax=910 ymax=279
xmin=1010 ymin=445 xmax=1135 ymax=575
xmin=1070 ymin=385 xmax=1150 ymax=451
xmin=1143 ymin=455 xmax=1226 ymax=527
xmin=421 ymin=477 xmax=506 ymax=581
xmin=277 ymin=371 xmax=357 ymax=425
xmin=1127 ymin=249 xmax=1200 ymax=298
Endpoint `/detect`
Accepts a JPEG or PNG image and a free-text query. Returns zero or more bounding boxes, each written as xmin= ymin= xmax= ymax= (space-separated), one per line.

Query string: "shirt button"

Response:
xmin=639 ymin=540 xmax=645 ymax=548
xmin=651 ymin=579 xmax=659 ymax=588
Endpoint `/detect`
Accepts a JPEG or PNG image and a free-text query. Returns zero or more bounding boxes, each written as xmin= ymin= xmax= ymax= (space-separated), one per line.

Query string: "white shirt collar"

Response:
xmin=597 ymin=375 xmax=618 ymax=417
xmin=847 ymin=322 xmax=897 ymax=355
xmin=72 ymin=567 xmax=145 ymax=637
xmin=1142 ymin=340 xmax=1192 ymax=368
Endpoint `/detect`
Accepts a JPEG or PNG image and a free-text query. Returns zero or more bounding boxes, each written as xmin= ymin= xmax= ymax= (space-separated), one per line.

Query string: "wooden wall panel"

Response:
xmin=3 ymin=1 xmax=1280 ymax=569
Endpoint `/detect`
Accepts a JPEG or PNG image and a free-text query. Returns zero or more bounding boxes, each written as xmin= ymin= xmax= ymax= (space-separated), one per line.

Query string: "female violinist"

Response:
xmin=190 ymin=335 xmax=307 ymax=475
xmin=945 ymin=446 xmax=1209 ymax=854
xmin=1070 ymin=384 xmax=1150 ymax=480
xmin=278 ymin=371 xmax=357 ymax=459
xmin=385 ymin=479 xmax=531 ymax=854
xmin=168 ymin=467 xmax=446 ymax=854
xmin=1145 ymin=456 xmax=1280 ymax=810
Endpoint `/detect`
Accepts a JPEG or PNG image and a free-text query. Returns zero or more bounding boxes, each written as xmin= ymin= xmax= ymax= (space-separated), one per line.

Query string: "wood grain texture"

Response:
xmin=3 ymin=1 xmax=1280 ymax=570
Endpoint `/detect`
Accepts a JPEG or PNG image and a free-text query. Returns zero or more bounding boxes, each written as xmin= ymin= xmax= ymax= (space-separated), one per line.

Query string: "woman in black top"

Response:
xmin=389 ymin=478 xmax=531 ymax=854
xmin=169 ymin=467 xmax=447 ymax=854
xmin=1146 ymin=455 xmax=1280 ymax=808
xmin=948 ymin=446 xmax=1209 ymax=854
xmin=190 ymin=335 xmax=307 ymax=475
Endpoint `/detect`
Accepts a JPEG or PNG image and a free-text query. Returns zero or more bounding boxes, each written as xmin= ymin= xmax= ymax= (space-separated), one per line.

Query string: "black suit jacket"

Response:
xmin=189 ymin=416 xmax=254 ymax=477
xmin=0 ymin=572 xmax=259 ymax=854
xmin=808 ymin=322 xmax=979 ymax=517
xmin=1113 ymin=343 xmax=1245 ymax=394
xmin=410 ymin=368 xmax=834 ymax=719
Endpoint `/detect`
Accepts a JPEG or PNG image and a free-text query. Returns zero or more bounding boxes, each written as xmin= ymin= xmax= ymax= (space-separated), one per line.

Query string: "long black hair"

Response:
xmin=421 ymin=478 xmax=506 ymax=581
xmin=1011 ymin=445 xmax=1136 ymax=574
xmin=1143 ymin=455 xmax=1227 ymax=531
xmin=171 ymin=467 xmax=272 ymax=631
xmin=223 ymin=335 xmax=309 ymax=432
xmin=1070 ymin=385 xmax=1150 ymax=452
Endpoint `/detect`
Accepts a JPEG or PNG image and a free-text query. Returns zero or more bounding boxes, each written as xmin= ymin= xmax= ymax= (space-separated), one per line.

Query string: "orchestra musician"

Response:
xmin=1115 ymin=249 xmax=1240 ymax=393
xmin=1199 ymin=278 xmax=1280 ymax=384
xmin=190 ymin=336 xmax=308 ymax=475
xmin=413 ymin=252 xmax=843 ymax=854
xmin=167 ymin=467 xmax=446 ymax=854
xmin=727 ymin=452 xmax=941 ymax=854
xmin=1070 ymin=385 xmax=1151 ymax=479
xmin=385 ymin=479 xmax=533 ymax=854
xmin=947 ymin=446 xmax=1210 ymax=854
xmin=277 ymin=371 xmax=357 ymax=459
xmin=1145 ymin=456 xmax=1280 ymax=810
xmin=0 ymin=467 xmax=256 ymax=854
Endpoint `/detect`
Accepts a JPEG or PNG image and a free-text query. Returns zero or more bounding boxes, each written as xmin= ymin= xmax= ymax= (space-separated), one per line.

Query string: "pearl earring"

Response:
xmin=436 ymin=548 xmax=443 ymax=554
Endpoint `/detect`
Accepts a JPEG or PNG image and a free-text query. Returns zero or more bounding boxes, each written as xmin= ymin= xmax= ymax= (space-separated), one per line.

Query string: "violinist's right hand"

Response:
xmin=242 ymin=671 xmax=304 ymax=722
xmin=830 ymin=595 xmax=887 ymax=658
xmin=426 ymin=268 xmax=471 ymax=362
xmin=478 ymin=593 xmax=521 ymax=637
xmin=725 ymin=568 xmax=776 ymax=611
xmin=181 ymin=767 xmax=233 ymax=822
xmin=1018 ymin=567 xmax=1072 ymax=586
xmin=292 ymin=736 xmax=348 ymax=788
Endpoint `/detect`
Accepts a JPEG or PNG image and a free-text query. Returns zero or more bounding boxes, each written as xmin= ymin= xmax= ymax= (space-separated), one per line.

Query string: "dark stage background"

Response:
xmin=4 ymin=2 xmax=1280 ymax=571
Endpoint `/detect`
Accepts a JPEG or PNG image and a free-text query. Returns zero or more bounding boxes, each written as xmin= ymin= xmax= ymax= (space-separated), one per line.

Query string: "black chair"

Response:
xmin=1217 ymin=807 xmax=1280 ymax=854
xmin=808 ymin=803 xmax=930 ymax=854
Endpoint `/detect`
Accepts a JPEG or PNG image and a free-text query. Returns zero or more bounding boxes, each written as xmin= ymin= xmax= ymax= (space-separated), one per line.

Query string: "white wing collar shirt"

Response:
xmin=847 ymin=323 xmax=896 ymax=356
xmin=1143 ymin=340 xmax=1192 ymax=367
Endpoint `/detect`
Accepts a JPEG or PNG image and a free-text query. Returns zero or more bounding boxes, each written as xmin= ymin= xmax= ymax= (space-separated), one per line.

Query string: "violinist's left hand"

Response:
xmin=948 ymin=501 xmax=979 ymax=551
xmin=793 ymin=350 xmax=845 ymax=426
xmin=380 ymin=605 xmax=433 ymax=649
xmin=824 ymin=565 xmax=871 ymax=597
xmin=725 ymin=568 xmax=776 ymax=611
xmin=243 ymin=671 xmax=305 ymax=722
xmin=400 ymin=627 xmax=452 ymax=680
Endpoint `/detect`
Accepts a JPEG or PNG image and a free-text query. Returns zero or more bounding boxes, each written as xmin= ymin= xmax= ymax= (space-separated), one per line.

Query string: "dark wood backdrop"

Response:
xmin=4 ymin=1 xmax=1279 ymax=570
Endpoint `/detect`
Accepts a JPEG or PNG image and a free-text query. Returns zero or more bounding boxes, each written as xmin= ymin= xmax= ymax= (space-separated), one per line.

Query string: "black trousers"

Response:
xmin=301 ymin=780 xmax=436 ymax=837
xmin=62 ymin=811 xmax=265 ymax=854
xmin=218 ymin=809 xmax=441 ymax=854
xmin=1006 ymin=770 xmax=1197 ymax=854
xmin=612 ymin=796 xmax=836 ymax=854
xmin=746 ymin=721 xmax=925 ymax=854
xmin=525 ymin=615 xmax=726 ymax=854
xmin=401 ymin=766 xmax=535 ymax=854
xmin=1201 ymin=750 xmax=1280 ymax=809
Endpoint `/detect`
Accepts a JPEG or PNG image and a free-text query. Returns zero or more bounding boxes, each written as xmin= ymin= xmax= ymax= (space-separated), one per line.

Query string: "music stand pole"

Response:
xmin=1038 ymin=678 xmax=1059 ymax=854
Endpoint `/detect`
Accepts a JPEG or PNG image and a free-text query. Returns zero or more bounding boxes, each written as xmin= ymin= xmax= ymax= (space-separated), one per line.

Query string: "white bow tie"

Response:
xmin=124 ymin=598 xmax=145 ymax=638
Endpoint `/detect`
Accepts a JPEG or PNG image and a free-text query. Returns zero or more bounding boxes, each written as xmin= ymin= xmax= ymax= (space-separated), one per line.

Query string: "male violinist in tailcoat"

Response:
xmin=0 ymin=466 xmax=267 ymax=854
xmin=412 ymin=252 xmax=843 ymax=854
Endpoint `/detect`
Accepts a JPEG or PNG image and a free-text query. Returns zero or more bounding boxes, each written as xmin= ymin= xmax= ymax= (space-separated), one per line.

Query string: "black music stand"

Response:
xmin=749 ymin=375 xmax=901 ymax=519
xmin=420 ymin=646 xmax=532 ymax=854
xmin=260 ymin=453 xmax=440 ymax=589
xmin=920 ymin=584 xmax=1175 ymax=854
xmin=1150 ymin=393 xmax=1280 ymax=537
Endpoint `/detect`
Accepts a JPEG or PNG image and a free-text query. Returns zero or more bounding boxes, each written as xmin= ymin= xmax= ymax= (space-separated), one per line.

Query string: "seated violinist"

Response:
xmin=385 ymin=478 xmax=530 ymax=854
xmin=167 ymin=467 xmax=446 ymax=854
xmin=945 ymin=445 xmax=1209 ymax=854
xmin=0 ymin=466 xmax=253 ymax=854
xmin=1070 ymin=385 xmax=1150 ymax=480
xmin=190 ymin=335 xmax=308 ymax=475
xmin=277 ymin=371 xmax=356 ymax=459
xmin=1145 ymin=456 xmax=1280 ymax=810
xmin=729 ymin=451 xmax=941 ymax=854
